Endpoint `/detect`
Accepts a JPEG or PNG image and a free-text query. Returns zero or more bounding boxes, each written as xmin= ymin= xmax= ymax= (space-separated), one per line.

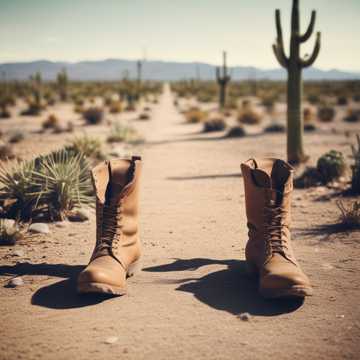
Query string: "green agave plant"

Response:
xmin=32 ymin=150 xmax=93 ymax=220
xmin=0 ymin=149 xmax=94 ymax=221
xmin=0 ymin=159 xmax=38 ymax=219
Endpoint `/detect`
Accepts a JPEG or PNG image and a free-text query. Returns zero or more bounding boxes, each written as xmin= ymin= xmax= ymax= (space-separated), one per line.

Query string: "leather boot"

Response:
xmin=78 ymin=156 xmax=142 ymax=295
xmin=241 ymin=158 xmax=313 ymax=298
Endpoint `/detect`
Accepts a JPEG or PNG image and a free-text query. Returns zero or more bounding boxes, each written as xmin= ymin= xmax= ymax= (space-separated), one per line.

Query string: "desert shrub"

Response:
xmin=184 ymin=108 xmax=207 ymax=124
xmin=21 ymin=102 xmax=42 ymax=116
xmin=318 ymin=106 xmax=336 ymax=122
xmin=0 ymin=107 xmax=11 ymax=118
xmin=42 ymin=114 xmax=59 ymax=130
xmin=138 ymin=112 xmax=150 ymax=121
xmin=307 ymin=94 xmax=320 ymax=105
xmin=303 ymin=107 xmax=314 ymax=123
xmin=294 ymin=167 xmax=322 ymax=188
xmin=226 ymin=125 xmax=246 ymax=138
xmin=107 ymin=123 xmax=143 ymax=144
xmin=0 ymin=142 xmax=15 ymax=160
xmin=344 ymin=109 xmax=360 ymax=123
xmin=202 ymin=116 xmax=226 ymax=133
xmin=109 ymin=101 xmax=122 ymax=114
xmin=337 ymin=201 xmax=360 ymax=230
xmin=0 ymin=150 xmax=93 ymax=221
xmin=317 ymin=150 xmax=347 ymax=184
xmin=83 ymin=107 xmax=104 ymax=125
xmin=350 ymin=134 xmax=360 ymax=194
xmin=261 ymin=96 xmax=276 ymax=113
xmin=303 ymin=107 xmax=316 ymax=131
xmin=74 ymin=104 xmax=84 ymax=114
xmin=66 ymin=135 xmax=103 ymax=159
xmin=0 ymin=219 xmax=23 ymax=245
xmin=237 ymin=108 xmax=261 ymax=125
xmin=8 ymin=130 xmax=25 ymax=144
xmin=304 ymin=123 xmax=317 ymax=132
xmin=264 ymin=121 xmax=285 ymax=133
xmin=337 ymin=96 xmax=348 ymax=106
xmin=353 ymin=94 xmax=360 ymax=102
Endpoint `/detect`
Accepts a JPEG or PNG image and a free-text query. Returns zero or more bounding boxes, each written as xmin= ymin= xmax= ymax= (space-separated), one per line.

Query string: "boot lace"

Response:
xmin=264 ymin=205 xmax=288 ymax=254
xmin=96 ymin=201 xmax=123 ymax=252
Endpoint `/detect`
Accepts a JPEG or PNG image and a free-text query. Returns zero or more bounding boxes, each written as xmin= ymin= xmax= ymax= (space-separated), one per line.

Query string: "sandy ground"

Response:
xmin=0 ymin=84 xmax=360 ymax=360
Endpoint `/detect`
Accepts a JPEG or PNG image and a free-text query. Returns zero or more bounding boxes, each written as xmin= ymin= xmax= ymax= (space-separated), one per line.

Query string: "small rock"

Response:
xmin=238 ymin=312 xmax=251 ymax=321
xmin=104 ymin=336 xmax=118 ymax=344
xmin=3 ymin=219 xmax=16 ymax=228
xmin=68 ymin=209 xmax=91 ymax=222
xmin=29 ymin=223 xmax=50 ymax=234
xmin=7 ymin=277 xmax=24 ymax=287
xmin=55 ymin=221 xmax=69 ymax=228
xmin=12 ymin=249 xmax=24 ymax=257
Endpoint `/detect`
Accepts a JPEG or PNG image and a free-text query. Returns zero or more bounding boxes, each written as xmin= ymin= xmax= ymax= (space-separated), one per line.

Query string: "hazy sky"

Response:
xmin=0 ymin=0 xmax=359 ymax=71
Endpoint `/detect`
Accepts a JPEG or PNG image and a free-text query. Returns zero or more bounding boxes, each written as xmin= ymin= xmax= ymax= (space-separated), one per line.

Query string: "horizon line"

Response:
xmin=1 ymin=57 xmax=360 ymax=74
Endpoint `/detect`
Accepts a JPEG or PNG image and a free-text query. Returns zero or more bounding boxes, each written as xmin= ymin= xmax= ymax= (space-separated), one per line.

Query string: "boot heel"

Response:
xmin=127 ymin=260 xmax=142 ymax=278
xmin=246 ymin=261 xmax=258 ymax=276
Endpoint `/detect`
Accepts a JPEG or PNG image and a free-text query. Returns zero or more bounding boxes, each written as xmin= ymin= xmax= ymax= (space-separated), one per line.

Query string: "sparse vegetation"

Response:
xmin=184 ymin=107 xmax=207 ymax=124
xmin=66 ymin=135 xmax=104 ymax=159
xmin=83 ymin=107 xmax=104 ymax=125
xmin=107 ymin=122 xmax=143 ymax=144
xmin=202 ymin=116 xmax=226 ymax=133
xmin=317 ymin=150 xmax=347 ymax=184
xmin=337 ymin=200 xmax=360 ymax=230
xmin=318 ymin=106 xmax=336 ymax=122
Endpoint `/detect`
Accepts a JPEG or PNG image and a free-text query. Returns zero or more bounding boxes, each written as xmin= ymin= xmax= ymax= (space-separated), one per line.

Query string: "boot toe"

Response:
xmin=78 ymin=256 xmax=127 ymax=294
xmin=260 ymin=263 xmax=312 ymax=298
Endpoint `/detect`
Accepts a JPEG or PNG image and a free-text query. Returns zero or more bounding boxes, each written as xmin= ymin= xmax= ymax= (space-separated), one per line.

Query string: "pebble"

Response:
xmin=238 ymin=312 xmax=251 ymax=321
xmin=29 ymin=223 xmax=50 ymax=234
xmin=7 ymin=277 xmax=24 ymax=287
xmin=68 ymin=209 xmax=91 ymax=222
xmin=55 ymin=221 xmax=69 ymax=228
xmin=104 ymin=336 xmax=119 ymax=344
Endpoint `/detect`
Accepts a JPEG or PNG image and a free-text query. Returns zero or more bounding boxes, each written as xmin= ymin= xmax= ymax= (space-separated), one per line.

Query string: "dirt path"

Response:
xmin=0 ymin=85 xmax=359 ymax=360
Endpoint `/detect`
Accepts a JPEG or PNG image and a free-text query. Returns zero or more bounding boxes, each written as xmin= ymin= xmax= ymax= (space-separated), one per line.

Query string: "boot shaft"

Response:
xmin=241 ymin=158 xmax=295 ymax=264
xmin=91 ymin=156 xmax=142 ymax=262
xmin=241 ymin=158 xmax=293 ymax=230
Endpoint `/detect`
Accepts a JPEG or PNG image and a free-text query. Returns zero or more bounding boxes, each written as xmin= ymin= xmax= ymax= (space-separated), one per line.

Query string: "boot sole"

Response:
xmin=260 ymin=285 xmax=313 ymax=299
xmin=77 ymin=260 xmax=142 ymax=296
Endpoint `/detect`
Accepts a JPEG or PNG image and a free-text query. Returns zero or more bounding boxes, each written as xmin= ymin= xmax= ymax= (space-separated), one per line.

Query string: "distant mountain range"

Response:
xmin=0 ymin=59 xmax=359 ymax=81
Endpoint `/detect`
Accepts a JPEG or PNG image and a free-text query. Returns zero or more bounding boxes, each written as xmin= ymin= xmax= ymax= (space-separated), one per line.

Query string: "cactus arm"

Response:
xmin=300 ymin=32 xmax=321 ymax=68
xmin=299 ymin=10 xmax=316 ymax=42
xmin=275 ymin=10 xmax=286 ymax=53
xmin=273 ymin=42 xmax=289 ymax=68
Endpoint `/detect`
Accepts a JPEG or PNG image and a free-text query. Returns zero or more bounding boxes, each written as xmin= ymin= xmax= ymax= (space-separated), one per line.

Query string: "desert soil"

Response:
xmin=0 ymin=84 xmax=360 ymax=360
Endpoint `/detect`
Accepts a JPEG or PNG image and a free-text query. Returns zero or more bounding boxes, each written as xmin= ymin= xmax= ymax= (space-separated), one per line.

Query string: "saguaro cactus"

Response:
xmin=216 ymin=51 xmax=231 ymax=109
xmin=136 ymin=60 xmax=142 ymax=100
xmin=56 ymin=68 xmax=68 ymax=101
xmin=273 ymin=0 xmax=321 ymax=164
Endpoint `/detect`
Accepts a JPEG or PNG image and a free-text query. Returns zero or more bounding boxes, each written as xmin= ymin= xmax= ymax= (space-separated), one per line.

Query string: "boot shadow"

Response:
xmin=144 ymin=258 xmax=303 ymax=316
xmin=0 ymin=262 xmax=115 ymax=309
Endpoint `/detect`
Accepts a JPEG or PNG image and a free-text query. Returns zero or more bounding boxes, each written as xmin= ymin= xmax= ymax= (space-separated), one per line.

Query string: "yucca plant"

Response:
xmin=32 ymin=150 xmax=93 ymax=220
xmin=0 ymin=159 xmax=38 ymax=219
xmin=0 ymin=149 xmax=94 ymax=221
xmin=107 ymin=122 xmax=143 ymax=144
xmin=66 ymin=135 xmax=104 ymax=159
